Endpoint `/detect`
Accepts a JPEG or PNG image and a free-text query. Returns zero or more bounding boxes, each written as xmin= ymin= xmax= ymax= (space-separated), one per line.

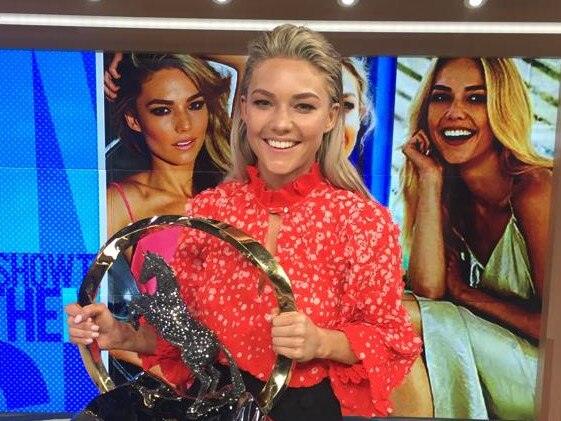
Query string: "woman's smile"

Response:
xmin=264 ymin=138 xmax=300 ymax=150
xmin=439 ymin=127 xmax=477 ymax=143
xmin=173 ymin=138 xmax=198 ymax=150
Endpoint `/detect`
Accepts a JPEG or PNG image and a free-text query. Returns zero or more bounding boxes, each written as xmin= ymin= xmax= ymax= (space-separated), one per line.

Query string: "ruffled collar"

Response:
xmin=247 ymin=163 xmax=324 ymax=210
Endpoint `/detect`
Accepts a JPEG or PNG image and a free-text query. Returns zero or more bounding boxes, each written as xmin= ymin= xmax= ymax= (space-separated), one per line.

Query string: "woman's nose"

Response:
xmin=175 ymin=111 xmax=192 ymax=131
xmin=445 ymin=100 xmax=467 ymax=119
xmin=270 ymin=106 xmax=292 ymax=132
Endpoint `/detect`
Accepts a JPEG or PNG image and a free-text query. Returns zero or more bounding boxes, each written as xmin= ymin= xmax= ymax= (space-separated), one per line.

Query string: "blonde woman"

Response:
xmin=401 ymin=57 xmax=552 ymax=419
xmin=67 ymin=25 xmax=421 ymax=420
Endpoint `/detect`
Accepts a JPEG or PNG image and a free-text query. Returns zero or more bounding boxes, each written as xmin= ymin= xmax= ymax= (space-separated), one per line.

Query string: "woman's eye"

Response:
xmin=253 ymin=99 xmax=270 ymax=107
xmin=343 ymin=101 xmax=356 ymax=112
xmin=149 ymin=107 xmax=170 ymax=116
xmin=189 ymin=100 xmax=206 ymax=111
xmin=429 ymin=92 xmax=450 ymax=103
xmin=296 ymin=103 xmax=315 ymax=112
xmin=468 ymin=93 xmax=487 ymax=104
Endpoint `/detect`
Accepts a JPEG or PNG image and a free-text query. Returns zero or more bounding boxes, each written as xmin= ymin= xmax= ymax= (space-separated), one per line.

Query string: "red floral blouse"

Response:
xmin=139 ymin=163 xmax=422 ymax=417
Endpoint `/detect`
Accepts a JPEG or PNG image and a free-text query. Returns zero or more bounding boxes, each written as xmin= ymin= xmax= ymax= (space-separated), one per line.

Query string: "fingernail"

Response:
xmin=85 ymin=338 xmax=93 ymax=344
xmin=91 ymin=332 xmax=100 ymax=338
xmin=74 ymin=315 xmax=82 ymax=324
xmin=91 ymin=325 xmax=100 ymax=332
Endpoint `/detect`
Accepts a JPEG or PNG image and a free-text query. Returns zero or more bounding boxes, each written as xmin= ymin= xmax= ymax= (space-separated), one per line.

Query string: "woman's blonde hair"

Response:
xmin=401 ymin=57 xmax=553 ymax=250
xmin=228 ymin=24 xmax=371 ymax=197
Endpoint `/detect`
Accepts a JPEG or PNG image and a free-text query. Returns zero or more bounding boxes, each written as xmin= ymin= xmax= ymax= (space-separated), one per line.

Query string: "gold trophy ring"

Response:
xmin=77 ymin=215 xmax=297 ymax=414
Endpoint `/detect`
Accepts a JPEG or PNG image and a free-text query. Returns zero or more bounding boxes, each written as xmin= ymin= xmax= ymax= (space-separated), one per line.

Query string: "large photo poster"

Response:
xmin=388 ymin=57 xmax=558 ymax=420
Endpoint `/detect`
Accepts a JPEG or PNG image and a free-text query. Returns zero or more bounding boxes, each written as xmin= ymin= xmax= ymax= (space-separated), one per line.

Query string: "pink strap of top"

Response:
xmin=109 ymin=182 xmax=136 ymax=223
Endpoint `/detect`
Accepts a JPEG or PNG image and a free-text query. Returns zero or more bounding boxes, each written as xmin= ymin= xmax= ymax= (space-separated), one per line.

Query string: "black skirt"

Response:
xmin=223 ymin=365 xmax=343 ymax=421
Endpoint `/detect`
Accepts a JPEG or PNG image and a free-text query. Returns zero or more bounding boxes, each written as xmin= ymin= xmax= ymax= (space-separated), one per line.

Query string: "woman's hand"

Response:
xmin=402 ymin=130 xmax=443 ymax=182
xmin=445 ymin=249 xmax=470 ymax=301
xmin=270 ymin=310 xmax=324 ymax=363
xmin=65 ymin=302 xmax=122 ymax=350
xmin=444 ymin=246 xmax=542 ymax=340
xmin=104 ymin=52 xmax=123 ymax=101
xmin=269 ymin=310 xmax=359 ymax=365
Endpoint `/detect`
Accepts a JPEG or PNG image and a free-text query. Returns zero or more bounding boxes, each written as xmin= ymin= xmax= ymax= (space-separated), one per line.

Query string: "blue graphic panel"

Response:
xmin=0 ymin=51 xmax=36 ymax=169
xmin=34 ymin=51 xmax=98 ymax=170
xmin=366 ymin=57 xmax=397 ymax=206
xmin=0 ymin=50 xmax=101 ymax=412
xmin=348 ymin=57 xmax=397 ymax=206
xmin=0 ymin=341 xmax=48 ymax=408
xmin=0 ymin=169 xmax=39 ymax=252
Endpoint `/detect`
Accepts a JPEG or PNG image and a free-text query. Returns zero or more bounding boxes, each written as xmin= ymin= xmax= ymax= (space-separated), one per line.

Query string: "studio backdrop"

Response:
xmin=0 ymin=49 xmax=558 ymax=420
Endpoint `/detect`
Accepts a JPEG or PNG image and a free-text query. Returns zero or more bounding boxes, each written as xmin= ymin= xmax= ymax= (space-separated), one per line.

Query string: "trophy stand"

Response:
xmin=75 ymin=215 xmax=297 ymax=421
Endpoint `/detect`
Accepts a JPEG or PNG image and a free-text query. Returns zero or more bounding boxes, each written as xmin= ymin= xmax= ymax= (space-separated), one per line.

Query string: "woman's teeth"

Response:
xmin=442 ymin=129 xmax=474 ymax=141
xmin=266 ymin=139 xmax=297 ymax=149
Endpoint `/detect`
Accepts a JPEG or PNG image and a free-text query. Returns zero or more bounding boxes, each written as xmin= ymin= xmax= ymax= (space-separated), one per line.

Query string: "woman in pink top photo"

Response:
xmin=106 ymin=53 xmax=232 ymax=262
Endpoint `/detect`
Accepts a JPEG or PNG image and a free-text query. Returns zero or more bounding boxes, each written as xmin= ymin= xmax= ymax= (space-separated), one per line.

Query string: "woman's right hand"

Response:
xmin=65 ymin=302 xmax=122 ymax=350
xmin=402 ymin=130 xmax=443 ymax=181
xmin=103 ymin=52 xmax=123 ymax=101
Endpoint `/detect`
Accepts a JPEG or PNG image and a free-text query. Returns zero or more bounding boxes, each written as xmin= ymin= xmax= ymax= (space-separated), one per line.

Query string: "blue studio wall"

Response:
xmin=0 ymin=50 xmax=101 ymax=412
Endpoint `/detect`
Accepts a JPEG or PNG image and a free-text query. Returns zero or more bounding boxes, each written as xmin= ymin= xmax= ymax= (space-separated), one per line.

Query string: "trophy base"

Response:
xmin=73 ymin=371 xmax=273 ymax=421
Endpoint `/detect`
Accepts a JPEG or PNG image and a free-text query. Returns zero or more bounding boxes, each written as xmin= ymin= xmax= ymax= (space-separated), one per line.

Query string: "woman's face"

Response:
xmin=427 ymin=58 xmax=495 ymax=166
xmin=126 ymin=67 xmax=208 ymax=169
xmin=342 ymin=65 xmax=362 ymax=157
xmin=241 ymin=57 xmax=338 ymax=189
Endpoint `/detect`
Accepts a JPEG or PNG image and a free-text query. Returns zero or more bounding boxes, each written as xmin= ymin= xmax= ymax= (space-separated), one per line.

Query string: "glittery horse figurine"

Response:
xmin=129 ymin=252 xmax=246 ymax=416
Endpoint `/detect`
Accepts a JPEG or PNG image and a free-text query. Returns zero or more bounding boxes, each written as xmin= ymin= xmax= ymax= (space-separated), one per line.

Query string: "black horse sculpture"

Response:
xmin=129 ymin=252 xmax=246 ymax=417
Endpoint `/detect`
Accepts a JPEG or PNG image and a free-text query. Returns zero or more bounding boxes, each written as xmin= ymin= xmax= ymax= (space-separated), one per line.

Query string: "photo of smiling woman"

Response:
xmin=399 ymin=57 xmax=554 ymax=420
xmin=67 ymin=25 xmax=423 ymax=420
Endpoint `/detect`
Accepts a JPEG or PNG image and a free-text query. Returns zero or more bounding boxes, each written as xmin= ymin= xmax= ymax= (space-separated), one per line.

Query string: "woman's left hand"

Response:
xmin=270 ymin=310 xmax=324 ymax=363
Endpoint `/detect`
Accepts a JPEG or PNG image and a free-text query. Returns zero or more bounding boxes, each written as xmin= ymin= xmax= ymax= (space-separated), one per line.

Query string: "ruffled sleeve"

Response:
xmin=329 ymin=202 xmax=422 ymax=417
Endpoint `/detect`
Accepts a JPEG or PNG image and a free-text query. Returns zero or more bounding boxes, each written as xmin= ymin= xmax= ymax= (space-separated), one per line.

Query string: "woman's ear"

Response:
xmin=240 ymin=95 xmax=248 ymax=122
xmin=324 ymin=103 xmax=340 ymax=133
xmin=124 ymin=111 xmax=142 ymax=133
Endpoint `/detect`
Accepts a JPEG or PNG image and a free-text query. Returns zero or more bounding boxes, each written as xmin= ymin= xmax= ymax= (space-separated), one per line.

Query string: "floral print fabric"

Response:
xmin=139 ymin=164 xmax=421 ymax=416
